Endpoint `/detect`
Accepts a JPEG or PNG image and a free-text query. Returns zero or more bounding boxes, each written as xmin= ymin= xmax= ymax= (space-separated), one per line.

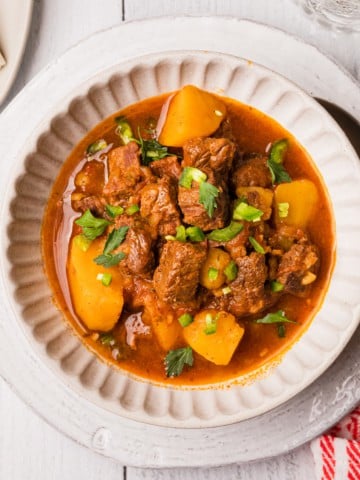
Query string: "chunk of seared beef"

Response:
xmin=71 ymin=160 xmax=106 ymax=215
xmin=71 ymin=194 xmax=105 ymax=216
xmin=114 ymin=215 xmax=155 ymax=276
xmin=153 ymin=241 xmax=207 ymax=307
xmin=228 ymin=252 xmax=268 ymax=316
xmin=103 ymin=142 xmax=143 ymax=198
xmin=276 ymin=243 xmax=319 ymax=296
xmin=213 ymin=118 xmax=237 ymax=143
xmin=140 ymin=178 xmax=181 ymax=236
xmin=178 ymin=183 xmax=228 ymax=231
xmin=150 ymin=156 xmax=182 ymax=181
xmin=231 ymin=154 xmax=272 ymax=189
xmin=183 ymin=137 xmax=236 ymax=184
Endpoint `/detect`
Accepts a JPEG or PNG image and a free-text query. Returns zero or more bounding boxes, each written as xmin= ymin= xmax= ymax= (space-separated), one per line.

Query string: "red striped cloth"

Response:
xmin=311 ymin=406 xmax=360 ymax=479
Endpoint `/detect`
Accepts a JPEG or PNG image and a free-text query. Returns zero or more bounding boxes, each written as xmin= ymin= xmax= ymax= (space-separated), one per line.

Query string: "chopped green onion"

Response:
xmin=224 ymin=260 xmax=238 ymax=282
xmin=186 ymin=226 xmax=205 ymax=242
xmin=179 ymin=166 xmax=207 ymax=188
xmin=97 ymin=272 xmax=112 ymax=286
xmin=199 ymin=181 xmax=219 ymax=218
xmin=106 ymin=204 xmax=124 ymax=218
xmin=277 ymin=324 xmax=286 ymax=338
xmin=175 ymin=225 xmax=187 ymax=242
xmin=125 ymin=204 xmax=140 ymax=215
xmin=249 ymin=236 xmax=265 ymax=254
xmin=271 ymin=280 xmax=284 ymax=292
xmin=267 ymin=139 xmax=291 ymax=184
xmin=73 ymin=234 xmax=92 ymax=252
xmin=115 ymin=116 xmax=134 ymax=144
xmin=165 ymin=346 xmax=194 ymax=377
xmin=278 ymin=202 xmax=289 ymax=218
xmin=255 ymin=310 xmax=295 ymax=324
xmin=178 ymin=313 xmax=194 ymax=328
xmin=269 ymin=139 xmax=289 ymax=164
xmin=99 ymin=333 xmax=116 ymax=346
xmin=87 ymin=139 xmax=107 ymax=155
xmin=222 ymin=286 xmax=232 ymax=295
xmin=233 ymin=201 xmax=263 ymax=222
xmin=208 ymin=267 xmax=219 ymax=281
xmin=207 ymin=221 xmax=244 ymax=242
xmin=204 ymin=313 xmax=217 ymax=335
xmin=75 ymin=210 xmax=111 ymax=240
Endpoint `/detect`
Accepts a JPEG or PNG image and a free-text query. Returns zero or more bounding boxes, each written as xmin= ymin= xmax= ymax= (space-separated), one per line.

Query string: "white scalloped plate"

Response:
xmin=1 ymin=49 xmax=360 ymax=431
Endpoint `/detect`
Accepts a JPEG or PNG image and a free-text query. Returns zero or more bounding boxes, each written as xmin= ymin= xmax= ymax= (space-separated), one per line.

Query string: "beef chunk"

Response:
xmin=153 ymin=241 xmax=207 ymax=307
xmin=140 ymin=178 xmax=181 ymax=236
xmin=103 ymin=142 xmax=143 ymax=198
xmin=227 ymin=253 xmax=268 ymax=316
xmin=183 ymin=137 xmax=236 ymax=184
xmin=71 ymin=160 xmax=106 ymax=215
xmin=178 ymin=183 xmax=228 ymax=231
xmin=277 ymin=243 xmax=319 ymax=296
xmin=231 ymin=154 xmax=272 ymax=189
xmin=71 ymin=194 xmax=105 ymax=216
xmin=114 ymin=215 xmax=155 ymax=276
xmin=150 ymin=156 xmax=182 ymax=181
xmin=178 ymin=137 xmax=235 ymax=230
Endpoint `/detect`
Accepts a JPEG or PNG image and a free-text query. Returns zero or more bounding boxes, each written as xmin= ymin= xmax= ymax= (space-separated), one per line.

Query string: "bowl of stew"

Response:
xmin=5 ymin=51 xmax=360 ymax=427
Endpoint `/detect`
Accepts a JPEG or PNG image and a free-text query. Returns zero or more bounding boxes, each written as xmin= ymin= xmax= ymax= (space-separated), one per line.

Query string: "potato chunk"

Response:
xmin=68 ymin=236 xmax=124 ymax=331
xmin=200 ymin=247 xmax=232 ymax=290
xmin=274 ymin=179 xmax=318 ymax=228
xmin=158 ymin=85 xmax=227 ymax=147
xmin=183 ymin=309 xmax=244 ymax=365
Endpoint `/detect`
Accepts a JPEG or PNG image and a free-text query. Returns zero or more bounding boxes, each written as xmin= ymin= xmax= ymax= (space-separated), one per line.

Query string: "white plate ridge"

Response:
xmin=0 ymin=18 xmax=359 ymax=467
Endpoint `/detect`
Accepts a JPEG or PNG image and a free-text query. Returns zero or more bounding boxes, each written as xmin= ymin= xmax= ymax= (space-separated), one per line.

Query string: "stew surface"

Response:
xmin=42 ymin=86 xmax=335 ymax=385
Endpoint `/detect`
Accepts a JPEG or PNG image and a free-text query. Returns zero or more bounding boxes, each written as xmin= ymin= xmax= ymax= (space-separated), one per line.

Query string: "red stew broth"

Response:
xmin=42 ymin=93 xmax=335 ymax=386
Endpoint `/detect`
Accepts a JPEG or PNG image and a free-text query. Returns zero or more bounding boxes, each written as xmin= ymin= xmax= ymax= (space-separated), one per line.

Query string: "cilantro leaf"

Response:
xmin=199 ymin=181 xmax=219 ymax=218
xmin=137 ymin=130 xmax=171 ymax=165
xmin=103 ymin=226 xmax=129 ymax=255
xmin=75 ymin=210 xmax=110 ymax=240
xmin=267 ymin=138 xmax=291 ymax=184
xmin=165 ymin=346 xmax=194 ymax=377
xmin=255 ymin=310 xmax=295 ymax=324
xmin=267 ymin=159 xmax=292 ymax=184
xmin=93 ymin=252 xmax=126 ymax=268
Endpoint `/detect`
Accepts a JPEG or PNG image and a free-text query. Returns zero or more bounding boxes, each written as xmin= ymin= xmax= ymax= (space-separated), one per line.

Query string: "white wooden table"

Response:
xmin=0 ymin=1 xmax=359 ymax=479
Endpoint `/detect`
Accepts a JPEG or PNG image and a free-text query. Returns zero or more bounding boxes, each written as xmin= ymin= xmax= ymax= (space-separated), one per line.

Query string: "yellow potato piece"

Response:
xmin=274 ymin=179 xmax=319 ymax=228
xmin=200 ymin=247 xmax=231 ymax=290
xmin=68 ymin=237 xmax=124 ymax=331
xmin=158 ymin=85 xmax=227 ymax=147
xmin=151 ymin=316 xmax=183 ymax=351
xmin=183 ymin=309 xmax=244 ymax=366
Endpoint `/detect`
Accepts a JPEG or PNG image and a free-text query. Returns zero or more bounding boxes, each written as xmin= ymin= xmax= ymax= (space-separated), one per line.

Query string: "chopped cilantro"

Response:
xmin=75 ymin=210 xmax=110 ymax=240
xmin=165 ymin=346 xmax=194 ymax=377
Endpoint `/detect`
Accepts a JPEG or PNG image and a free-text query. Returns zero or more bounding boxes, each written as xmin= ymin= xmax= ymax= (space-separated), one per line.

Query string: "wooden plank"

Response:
xmin=124 ymin=0 xmax=359 ymax=78
xmin=0 ymin=378 xmax=125 ymax=480
xmin=126 ymin=444 xmax=316 ymax=480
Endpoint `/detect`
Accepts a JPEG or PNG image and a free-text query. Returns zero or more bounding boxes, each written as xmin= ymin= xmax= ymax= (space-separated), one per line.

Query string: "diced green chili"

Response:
xmin=224 ymin=260 xmax=238 ymax=282
xmin=207 ymin=221 xmax=244 ymax=242
xmin=178 ymin=313 xmax=194 ymax=328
